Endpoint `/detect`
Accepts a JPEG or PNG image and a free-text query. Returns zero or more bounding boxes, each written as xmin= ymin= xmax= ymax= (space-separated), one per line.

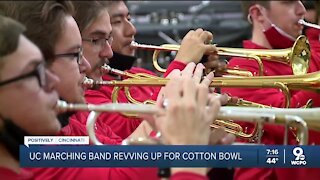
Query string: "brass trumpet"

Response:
xmin=99 ymin=65 xmax=272 ymax=134
xmin=84 ymin=70 xmax=320 ymax=108
xmin=131 ymin=35 xmax=310 ymax=76
xmin=56 ymin=100 xmax=316 ymax=145
xmin=84 ymin=71 xmax=271 ymax=109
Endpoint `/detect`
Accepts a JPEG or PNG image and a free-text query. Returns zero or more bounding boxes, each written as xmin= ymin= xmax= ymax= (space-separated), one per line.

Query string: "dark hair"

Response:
xmin=241 ymin=1 xmax=270 ymax=20
xmin=72 ymin=1 xmax=107 ymax=32
xmin=302 ymin=0 xmax=317 ymax=10
xmin=0 ymin=1 xmax=74 ymax=64
xmin=0 ymin=15 xmax=26 ymax=69
xmin=99 ymin=0 xmax=127 ymax=9
xmin=302 ymin=0 xmax=319 ymax=23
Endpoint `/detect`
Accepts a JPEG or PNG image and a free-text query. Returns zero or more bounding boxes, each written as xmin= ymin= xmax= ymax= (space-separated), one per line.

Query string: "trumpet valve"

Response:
xmin=212 ymin=119 xmax=243 ymax=132
xmin=82 ymin=77 xmax=95 ymax=89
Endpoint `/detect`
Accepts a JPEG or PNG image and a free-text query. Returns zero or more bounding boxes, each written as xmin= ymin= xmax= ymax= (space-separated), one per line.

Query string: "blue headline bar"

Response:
xmin=20 ymin=145 xmax=320 ymax=168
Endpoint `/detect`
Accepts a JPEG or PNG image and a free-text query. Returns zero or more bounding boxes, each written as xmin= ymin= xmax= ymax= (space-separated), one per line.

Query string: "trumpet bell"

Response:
xmin=132 ymin=35 xmax=311 ymax=76
xmin=290 ymin=35 xmax=310 ymax=75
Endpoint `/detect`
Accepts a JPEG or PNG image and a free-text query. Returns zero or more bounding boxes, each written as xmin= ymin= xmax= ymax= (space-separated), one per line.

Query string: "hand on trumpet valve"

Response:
xmin=155 ymin=63 xmax=213 ymax=103
xmin=202 ymin=56 xmax=228 ymax=77
xmin=175 ymin=28 xmax=217 ymax=64
xmin=210 ymin=93 xmax=229 ymax=106
xmin=146 ymin=62 xmax=235 ymax=145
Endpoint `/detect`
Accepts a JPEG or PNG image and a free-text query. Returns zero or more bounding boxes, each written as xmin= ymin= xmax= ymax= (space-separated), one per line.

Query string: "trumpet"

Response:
xmin=131 ymin=35 xmax=310 ymax=76
xmin=83 ymin=75 xmax=272 ymax=109
xmin=101 ymin=64 xmax=159 ymax=80
xmin=100 ymin=64 xmax=270 ymax=107
xmin=298 ymin=19 xmax=320 ymax=30
xmin=84 ymin=70 xmax=320 ymax=108
xmin=56 ymin=100 xmax=316 ymax=145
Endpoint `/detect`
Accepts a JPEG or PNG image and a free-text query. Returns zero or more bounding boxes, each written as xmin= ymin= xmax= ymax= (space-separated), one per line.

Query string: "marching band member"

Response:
xmin=220 ymin=1 xmax=320 ymax=180
xmin=0 ymin=1 xmax=234 ymax=179
xmin=73 ymin=0 xmax=147 ymax=139
xmin=0 ymin=15 xmax=226 ymax=179
xmin=0 ymin=1 xmax=124 ymax=145
xmin=73 ymin=1 xmax=221 ymax=139
xmin=0 ymin=15 xmax=60 ymax=179
xmin=72 ymin=0 xmax=227 ymax=139
xmin=103 ymin=0 xmax=228 ymax=105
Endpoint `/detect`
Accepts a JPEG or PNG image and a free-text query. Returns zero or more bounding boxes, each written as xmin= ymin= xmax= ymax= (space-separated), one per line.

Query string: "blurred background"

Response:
xmin=127 ymin=1 xmax=251 ymax=71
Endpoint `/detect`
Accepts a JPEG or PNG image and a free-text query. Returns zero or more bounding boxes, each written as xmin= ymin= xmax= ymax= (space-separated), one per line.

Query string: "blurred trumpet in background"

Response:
xmin=131 ymin=35 xmax=310 ymax=76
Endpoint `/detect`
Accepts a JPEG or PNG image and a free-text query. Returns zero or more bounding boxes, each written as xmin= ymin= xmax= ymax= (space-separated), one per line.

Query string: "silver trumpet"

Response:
xmin=55 ymin=100 xmax=316 ymax=146
xmin=298 ymin=19 xmax=320 ymax=30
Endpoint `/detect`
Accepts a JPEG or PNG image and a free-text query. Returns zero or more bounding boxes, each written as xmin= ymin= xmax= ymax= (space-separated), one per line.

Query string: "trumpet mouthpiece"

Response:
xmin=298 ymin=19 xmax=320 ymax=30
xmin=298 ymin=19 xmax=305 ymax=25
xmin=55 ymin=100 xmax=68 ymax=113
xmin=130 ymin=41 xmax=138 ymax=46
xmin=130 ymin=41 xmax=139 ymax=49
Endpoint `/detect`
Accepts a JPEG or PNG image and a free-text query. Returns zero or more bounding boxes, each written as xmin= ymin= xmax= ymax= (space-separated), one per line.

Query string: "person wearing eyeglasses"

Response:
xmin=0 ymin=15 xmax=61 ymax=179
xmin=0 ymin=12 xmax=229 ymax=180
xmin=0 ymin=1 xmax=235 ymax=180
xmin=100 ymin=1 xmax=230 ymax=139
xmin=1 ymin=0 xmax=131 ymax=146
xmin=72 ymin=0 xmax=220 ymax=140
xmin=71 ymin=0 xmax=233 ymax=148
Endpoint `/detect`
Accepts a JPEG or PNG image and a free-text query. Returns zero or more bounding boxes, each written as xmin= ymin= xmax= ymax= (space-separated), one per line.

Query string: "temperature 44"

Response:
xmin=266 ymin=157 xmax=279 ymax=164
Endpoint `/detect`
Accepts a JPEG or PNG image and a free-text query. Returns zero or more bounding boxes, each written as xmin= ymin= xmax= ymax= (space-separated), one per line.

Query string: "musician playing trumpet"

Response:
xmin=0 ymin=1 xmax=235 ymax=179
xmin=0 ymin=15 xmax=61 ymax=179
xmin=220 ymin=1 xmax=320 ymax=180
xmin=73 ymin=0 xmax=228 ymax=140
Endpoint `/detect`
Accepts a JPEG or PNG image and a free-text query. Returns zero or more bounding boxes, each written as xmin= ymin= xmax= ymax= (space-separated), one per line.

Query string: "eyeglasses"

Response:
xmin=54 ymin=47 xmax=84 ymax=65
xmin=82 ymin=36 xmax=113 ymax=48
xmin=0 ymin=62 xmax=46 ymax=88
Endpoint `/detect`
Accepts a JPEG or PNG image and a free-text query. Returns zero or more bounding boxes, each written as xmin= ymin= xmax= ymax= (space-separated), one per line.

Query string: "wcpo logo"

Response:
xmin=291 ymin=147 xmax=307 ymax=166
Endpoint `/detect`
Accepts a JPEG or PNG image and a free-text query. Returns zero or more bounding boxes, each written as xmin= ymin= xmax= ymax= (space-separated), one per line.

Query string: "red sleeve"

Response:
xmin=163 ymin=60 xmax=187 ymax=77
xmin=28 ymin=167 xmax=158 ymax=180
xmin=306 ymin=28 xmax=320 ymax=44
xmin=150 ymin=60 xmax=187 ymax=101
xmin=0 ymin=168 xmax=34 ymax=180
xmin=170 ymin=172 xmax=208 ymax=180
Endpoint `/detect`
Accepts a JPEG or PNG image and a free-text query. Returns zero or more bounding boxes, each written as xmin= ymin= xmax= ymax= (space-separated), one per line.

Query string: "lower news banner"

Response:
xmin=20 ymin=145 xmax=320 ymax=168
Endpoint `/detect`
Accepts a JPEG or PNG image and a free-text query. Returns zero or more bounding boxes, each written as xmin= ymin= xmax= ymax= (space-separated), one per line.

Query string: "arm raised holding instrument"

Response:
xmin=1 ymin=1 xmax=234 ymax=180
xmin=163 ymin=28 xmax=227 ymax=78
